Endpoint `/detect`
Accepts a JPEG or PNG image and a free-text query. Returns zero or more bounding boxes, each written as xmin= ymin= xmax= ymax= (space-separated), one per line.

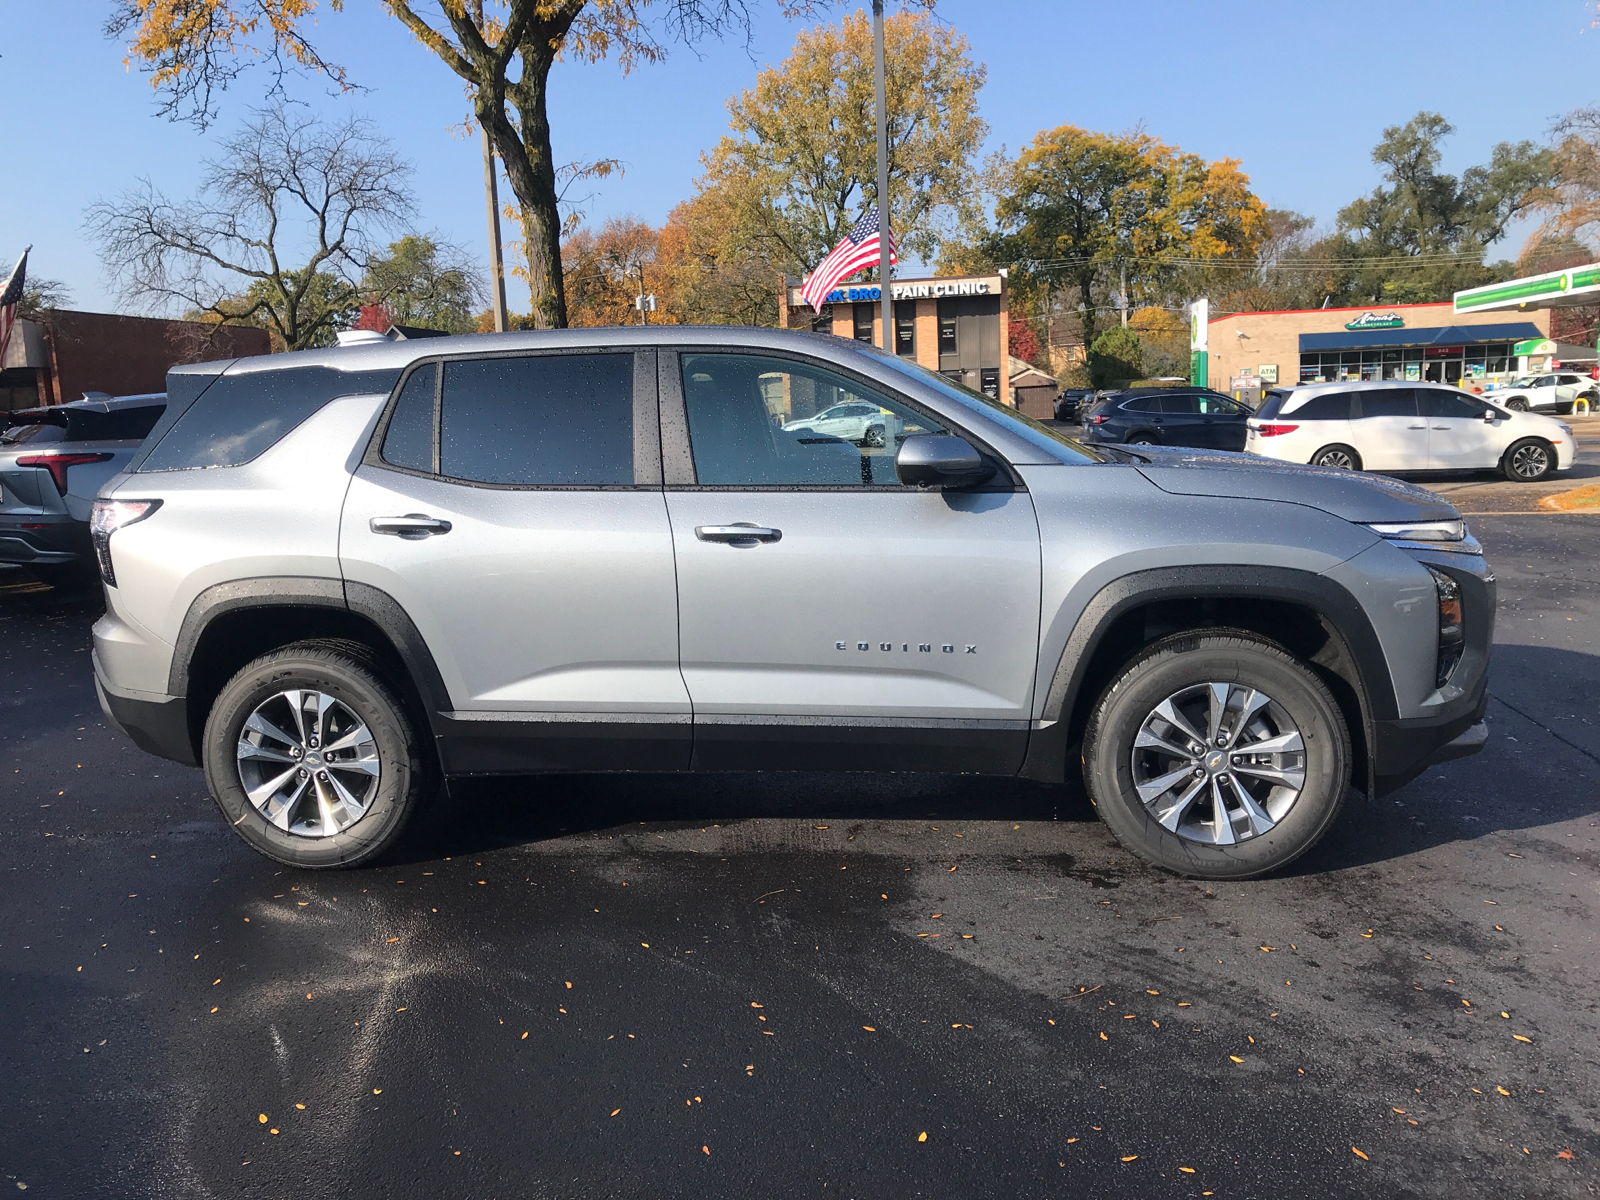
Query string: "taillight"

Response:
xmin=16 ymin=452 xmax=114 ymax=496
xmin=1254 ymin=424 xmax=1300 ymax=437
xmin=89 ymin=499 xmax=162 ymax=588
xmin=1086 ymin=413 xmax=1111 ymax=424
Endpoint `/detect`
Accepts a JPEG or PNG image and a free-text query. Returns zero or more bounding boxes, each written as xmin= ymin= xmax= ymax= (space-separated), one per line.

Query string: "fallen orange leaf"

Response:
xmin=610 ymin=1109 xmax=620 ymax=1117
xmin=1352 ymin=1147 xmax=1369 ymax=1161
xmin=1513 ymin=1035 xmax=1532 ymax=1043
xmin=1497 ymin=1087 xmax=1511 ymax=1096
xmin=917 ymin=1132 xmax=927 ymax=1143
xmin=1557 ymin=1148 xmax=1574 ymax=1160
xmin=1229 ymin=1056 xmax=1244 ymax=1063
xmin=1179 ymin=1166 xmax=1195 ymax=1174
xmin=1121 ymin=1155 xmax=1137 ymax=1162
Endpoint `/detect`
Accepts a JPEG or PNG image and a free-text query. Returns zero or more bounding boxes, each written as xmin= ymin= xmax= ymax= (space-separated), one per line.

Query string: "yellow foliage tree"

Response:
xmin=984 ymin=126 xmax=1267 ymax=350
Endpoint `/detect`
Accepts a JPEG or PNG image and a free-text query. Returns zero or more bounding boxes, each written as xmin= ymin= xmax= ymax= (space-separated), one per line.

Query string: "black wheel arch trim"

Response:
xmin=167 ymin=575 xmax=455 ymax=730
xmin=1020 ymin=564 xmax=1394 ymax=784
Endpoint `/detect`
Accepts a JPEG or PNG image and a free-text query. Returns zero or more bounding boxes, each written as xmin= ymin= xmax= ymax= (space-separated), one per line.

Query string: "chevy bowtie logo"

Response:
xmin=836 ymin=641 xmax=977 ymax=654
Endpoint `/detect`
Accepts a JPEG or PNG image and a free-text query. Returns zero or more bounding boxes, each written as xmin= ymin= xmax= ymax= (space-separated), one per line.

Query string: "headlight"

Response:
xmin=1427 ymin=566 xmax=1464 ymax=689
xmin=89 ymin=498 xmax=162 ymax=588
xmin=1366 ymin=519 xmax=1466 ymax=542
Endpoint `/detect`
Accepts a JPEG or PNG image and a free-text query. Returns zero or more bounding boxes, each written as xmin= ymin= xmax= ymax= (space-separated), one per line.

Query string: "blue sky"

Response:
xmin=4 ymin=0 xmax=1596 ymax=314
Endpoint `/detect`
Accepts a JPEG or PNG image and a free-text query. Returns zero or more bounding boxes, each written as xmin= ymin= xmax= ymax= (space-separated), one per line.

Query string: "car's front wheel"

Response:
xmin=1083 ymin=631 xmax=1350 ymax=880
xmin=1503 ymin=397 xmax=1530 ymax=412
xmin=1502 ymin=437 xmax=1556 ymax=482
xmin=862 ymin=423 xmax=886 ymax=448
xmin=202 ymin=640 xmax=435 ymax=869
xmin=1311 ymin=444 xmax=1362 ymax=470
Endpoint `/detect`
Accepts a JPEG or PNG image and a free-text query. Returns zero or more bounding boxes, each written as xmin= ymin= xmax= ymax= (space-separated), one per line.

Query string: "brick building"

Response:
xmin=1203 ymin=301 xmax=1550 ymax=397
xmin=1 ymin=310 xmax=271 ymax=411
xmin=780 ymin=272 xmax=1010 ymax=401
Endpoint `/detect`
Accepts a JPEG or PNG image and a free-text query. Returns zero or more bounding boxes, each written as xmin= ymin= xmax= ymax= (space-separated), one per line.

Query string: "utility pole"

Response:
xmin=873 ymin=0 xmax=892 ymax=353
xmin=639 ymin=264 xmax=648 ymax=326
xmin=482 ymin=124 xmax=509 ymax=333
xmin=1120 ymin=261 xmax=1128 ymax=328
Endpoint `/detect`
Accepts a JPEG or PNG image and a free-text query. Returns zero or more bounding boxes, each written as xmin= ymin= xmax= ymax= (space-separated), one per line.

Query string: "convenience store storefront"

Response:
xmin=1204 ymin=301 xmax=1549 ymax=394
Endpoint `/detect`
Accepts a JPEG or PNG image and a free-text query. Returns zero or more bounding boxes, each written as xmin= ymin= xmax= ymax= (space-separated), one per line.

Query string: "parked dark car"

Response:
xmin=0 ymin=393 xmax=167 ymax=585
xmin=1079 ymin=388 xmax=1252 ymax=451
xmin=1053 ymin=388 xmax=1097 ymax=422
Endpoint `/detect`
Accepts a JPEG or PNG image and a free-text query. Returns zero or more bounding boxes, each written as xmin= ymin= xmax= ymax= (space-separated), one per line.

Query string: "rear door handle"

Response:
xmin=1408 ymin=424 xmax=1427 ymax=429
xmin=370 ymin=513 xmax=452 ymax=538
xmin=695 ymin=523 xmax=782 ymax=544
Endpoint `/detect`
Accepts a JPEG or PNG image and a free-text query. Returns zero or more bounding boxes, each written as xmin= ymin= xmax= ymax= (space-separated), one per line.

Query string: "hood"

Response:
xmin=1127 ymin=445 xmax=1459 ymax=524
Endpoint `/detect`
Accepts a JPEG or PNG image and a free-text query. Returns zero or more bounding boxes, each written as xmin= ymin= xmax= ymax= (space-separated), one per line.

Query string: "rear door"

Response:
xmin=1155 ymin=394 xmax=1204 ymax=445
xmin=1351 ymin=388 xmax=1430 ymax=471
xmin=660 ymin=349 xmax=1042 ymax=773
xmin=339 ymin=349 xmax=690 ymax=772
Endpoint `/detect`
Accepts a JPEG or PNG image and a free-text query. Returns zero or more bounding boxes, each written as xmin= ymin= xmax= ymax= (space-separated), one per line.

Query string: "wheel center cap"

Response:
xmin=1204 ymin=750 xmax=1226 ymax=774
xmin=304 ymin=751 xmax=323 ymax=767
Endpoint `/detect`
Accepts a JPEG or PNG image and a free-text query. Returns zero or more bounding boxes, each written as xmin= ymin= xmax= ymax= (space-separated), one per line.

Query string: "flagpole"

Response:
xmin=872 ymin=0 xmax=891 ymax=353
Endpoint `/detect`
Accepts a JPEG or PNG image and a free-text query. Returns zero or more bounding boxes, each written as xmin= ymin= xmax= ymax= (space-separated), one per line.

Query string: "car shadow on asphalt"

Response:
xmin=412 ymin=770 xmax=1096 ymax=864
xmin=416 ymin=642 xmax=1600 ymax=876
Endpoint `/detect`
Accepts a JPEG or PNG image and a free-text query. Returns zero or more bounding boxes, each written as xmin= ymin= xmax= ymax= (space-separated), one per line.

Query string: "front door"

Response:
xmin=1195 ymin=394 xmax=1249 ymax=451
xmin=339 ymin=350 xmax=690 ymax=772
xmin=660 ymin=351 xmax=1043 ymax=773
xmin=1421 ymin=386 xmax=1498 ymax=471
xmin=1353 ymin=387 xmax=1430 ymax=471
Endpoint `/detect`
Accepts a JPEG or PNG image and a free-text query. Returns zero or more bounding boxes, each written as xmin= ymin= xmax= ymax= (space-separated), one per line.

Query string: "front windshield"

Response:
xmin=870 ymin=352 xmax=1108 ymax=464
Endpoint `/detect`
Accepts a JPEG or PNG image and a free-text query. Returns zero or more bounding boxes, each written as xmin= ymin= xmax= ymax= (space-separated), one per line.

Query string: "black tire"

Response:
xmin=1082 ymin=631 xmax=1351 ymax=880
xmin=202 ymin=640 xmax=435 ymax=869
xmin=1311 ymin=444 xmax=1362 ymax=470
xmin=863 ymin=424 xmax=886 ymax=448
xmin=1503 ymin=397 xmax=1529 ymax=412
xmin=1502 ymin=437 xmax=1556 ymax=482
xmin=1128 ymin=434 xmax=1157 ymax=446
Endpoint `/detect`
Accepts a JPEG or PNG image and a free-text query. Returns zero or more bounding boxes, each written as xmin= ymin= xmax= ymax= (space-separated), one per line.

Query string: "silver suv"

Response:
xmin=90 ymin=329 xmax=1492 ymax=879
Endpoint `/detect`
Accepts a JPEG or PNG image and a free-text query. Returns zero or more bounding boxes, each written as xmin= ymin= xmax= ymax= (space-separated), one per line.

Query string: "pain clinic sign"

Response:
xmin=1188 ymin=299 xmax=1209 ymax=351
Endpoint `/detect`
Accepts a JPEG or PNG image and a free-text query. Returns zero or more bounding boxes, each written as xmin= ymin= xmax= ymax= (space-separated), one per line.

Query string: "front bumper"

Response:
xmin=1370 ymin=673 xmax=1488 ymax=796
xmin=94 ymin=651 xmax=196 ymax=766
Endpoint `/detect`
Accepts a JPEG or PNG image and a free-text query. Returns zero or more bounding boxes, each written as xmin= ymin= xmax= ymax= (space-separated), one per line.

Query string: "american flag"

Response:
xmin=0 ymin=247 xmax=29 ymax=369
xmin=800 ymin=208 xmax=898 ymax=312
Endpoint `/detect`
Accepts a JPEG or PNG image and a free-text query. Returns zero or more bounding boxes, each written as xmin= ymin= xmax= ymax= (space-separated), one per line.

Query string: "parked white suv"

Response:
xmin=1483 ymin=372 xmax=1596 ymax=415
xmin=1246 ymin=382 xmax=1574 ymax=481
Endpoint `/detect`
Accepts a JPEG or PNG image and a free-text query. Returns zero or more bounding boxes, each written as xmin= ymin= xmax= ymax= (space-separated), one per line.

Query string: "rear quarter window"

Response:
xmin=62 ymin=405 xmax=166 ymax=441
xmin=140 ymin=366 xmax=400 ymax=471
xmin=1284 ymin=392 xmax=1352 ymax=420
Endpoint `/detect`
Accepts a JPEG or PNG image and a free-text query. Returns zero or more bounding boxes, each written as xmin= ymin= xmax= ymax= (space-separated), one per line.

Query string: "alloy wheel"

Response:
xmin=1510 ymin=443 xmax=1550 ymax=479
xmin=1315 ymin=449 xmax=1356 ymax=469
xmin=235 ymin=689 xmax=381 ymax=837
xmin=1129 ymin=681 xmax=1306 ymax=845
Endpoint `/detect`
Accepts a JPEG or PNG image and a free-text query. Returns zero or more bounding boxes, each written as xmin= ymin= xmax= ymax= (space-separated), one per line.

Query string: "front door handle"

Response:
xmin=1408 ymin=424 xmax=1428 ymax=430
xmin=370 ymin=513 xmax=452 ymax=538
xmin=695 ymin=523 xmax=782 ymax=544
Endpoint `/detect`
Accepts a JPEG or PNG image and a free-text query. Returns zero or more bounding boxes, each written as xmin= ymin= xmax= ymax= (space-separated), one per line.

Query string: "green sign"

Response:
xmin=1344 ymin=311 xmax=1404 ymax=331
xmin=1513 ymin=337 xmax=1555 ymax=356
xmin=1189 ymin=350 xmax=1208 ymax=388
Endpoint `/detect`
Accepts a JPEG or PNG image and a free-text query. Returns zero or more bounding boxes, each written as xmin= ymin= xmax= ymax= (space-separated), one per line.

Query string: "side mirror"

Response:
xmin=895 ymin=434 xmax=995 ymax=490
xmin=1483 ymin=409 xmax=1497 ymax=422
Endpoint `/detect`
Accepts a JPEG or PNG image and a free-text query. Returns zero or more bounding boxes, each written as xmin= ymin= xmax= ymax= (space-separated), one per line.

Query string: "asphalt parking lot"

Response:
xmin=3 ymin=511 xmax=1597 ymax=1198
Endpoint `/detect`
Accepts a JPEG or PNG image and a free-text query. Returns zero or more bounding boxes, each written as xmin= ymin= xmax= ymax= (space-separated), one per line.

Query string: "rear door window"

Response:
xmin=380 ymin=363 xmax=436 ymax=473
xmin=439 ymin=353 xmax=636 ymax=486
xmin=1358 ymin=389 xmax=1417 ymax=419
xmin=1122 ymin=396 xmax=1162 ymax=413
xmin=140 ymin=367 xmax=400 ymax=471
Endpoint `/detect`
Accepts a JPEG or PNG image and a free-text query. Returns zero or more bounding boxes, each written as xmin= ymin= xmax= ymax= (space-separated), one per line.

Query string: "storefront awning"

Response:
xmin=1299 ymin=322 xmax=1541 ymax=351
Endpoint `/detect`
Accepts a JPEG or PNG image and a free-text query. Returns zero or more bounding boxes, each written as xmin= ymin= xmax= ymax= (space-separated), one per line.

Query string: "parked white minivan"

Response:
xmin=1246 ymin=382 xmax=1574 ymax=482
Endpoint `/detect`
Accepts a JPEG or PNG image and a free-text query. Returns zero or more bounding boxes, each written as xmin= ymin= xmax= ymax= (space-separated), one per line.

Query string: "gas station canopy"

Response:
xmin=1455 ymin=263 xmax=1600 ymax=314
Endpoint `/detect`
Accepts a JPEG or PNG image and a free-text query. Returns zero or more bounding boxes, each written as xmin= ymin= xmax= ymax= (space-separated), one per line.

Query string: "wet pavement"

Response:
xmin=2 ymin=515 xmax=1597 ymax=1199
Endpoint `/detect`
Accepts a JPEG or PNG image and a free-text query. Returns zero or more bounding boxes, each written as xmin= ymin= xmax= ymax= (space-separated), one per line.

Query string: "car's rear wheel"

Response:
xmin=1128 ymin=435 xmax=1157 ymax=446
xmin=862 ymin=423 xmax=886 ymax=448
xmin=1504 ymin=397 xmax=1529 ymax=412
xmin=1311 ymin=444 xmax=1362 ymax=470
xmin=1082 ymin=631 xmax=1350 ymax=880
xmin=1502 ymin=437 xmax=1556 ymax=482
xmin=202 ymin=640 xmax=435 ymax=869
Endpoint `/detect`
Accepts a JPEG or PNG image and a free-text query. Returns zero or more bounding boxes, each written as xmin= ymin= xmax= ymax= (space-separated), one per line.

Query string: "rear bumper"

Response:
xmin=94 ymin=652 xmax=196 ymax=766
xmin=0 ymin=514 xmax=87 ymax=565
